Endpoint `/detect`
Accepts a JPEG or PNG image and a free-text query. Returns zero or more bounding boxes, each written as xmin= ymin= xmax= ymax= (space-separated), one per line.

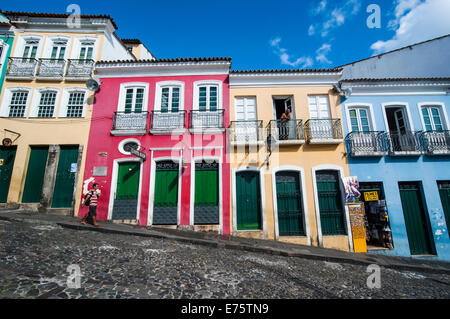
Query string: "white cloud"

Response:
xmin=371 ymin=0 xmax=450 ymax=54
xmin=313 ymin=0 xmax=328 ymax=15
xmin=310 ymin=0 xmax=362 ymax=37
xmin=315 ymin=43 xmax=332 ymax=64
xmin=270 ymin=38 xmax=314 ymax=68
xmin=308 ymin=25 xmax=315 ymax=36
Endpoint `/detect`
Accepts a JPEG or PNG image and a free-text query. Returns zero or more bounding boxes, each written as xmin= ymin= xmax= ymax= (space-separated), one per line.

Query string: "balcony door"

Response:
xmin=273 ymin=96 xmax=297 ymax=140
xmin=385 ymin=106 xmax=416 ymax=152
xmin=23 ymin=41 xmax=38 ymax=59
xmin=235 ymin=97 xmax=258 ymax=142
xmin=308 ymin=95 xmax=333 ymax=139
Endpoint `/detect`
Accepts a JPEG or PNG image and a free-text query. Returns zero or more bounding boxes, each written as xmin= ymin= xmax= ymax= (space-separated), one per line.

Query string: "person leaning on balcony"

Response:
xmin=279 ymin=108 xmax=291 ymax=140
xmin=81 ymin=183 xmax=101 ymax=227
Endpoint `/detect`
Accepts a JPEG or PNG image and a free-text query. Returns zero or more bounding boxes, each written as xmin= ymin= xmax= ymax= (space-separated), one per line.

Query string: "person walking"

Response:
xmin=81 ymin=183 xmax=101 ymax=227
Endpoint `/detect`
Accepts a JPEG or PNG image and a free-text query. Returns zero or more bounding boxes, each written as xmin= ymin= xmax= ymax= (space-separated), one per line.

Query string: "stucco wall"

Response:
xmin=342 ymin=94 xmax=450 ymax=261
xmin=230 ymin=86 xmax=351 ymax=251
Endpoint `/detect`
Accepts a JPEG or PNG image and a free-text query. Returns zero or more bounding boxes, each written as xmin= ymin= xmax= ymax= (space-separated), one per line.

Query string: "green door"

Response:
xmin=316 ymin=170 xmax=346 ymax=235
xmin=112 ymin=162 xmax=140 ymax=220
xmin=116 ymin=162 xmax=140 ymax=200
xmin=153 ymin=161 xmax=178 ymax=225
xmin=22 ymin=147 xmax=49 ymax=203
xmin=194 ymin=161 xmax=219 ymax=224
xmin=399 ymin=182 xmax=434 ymax=255
xmin=276 ymin=171 xmax=305 ymax=236
xmin=52 ymin=146 xmax=79 ymax=208
xmin=236 ymin=170 xmax=262 ymax=230
xmin=0 ymin=147 xmax=17 ymax=203
xmin=438 ymin=181 xmax=450 ymax=237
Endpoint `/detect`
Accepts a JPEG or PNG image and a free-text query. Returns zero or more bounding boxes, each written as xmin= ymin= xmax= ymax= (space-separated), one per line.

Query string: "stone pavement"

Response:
xmin=1 ymin=208 xmax=449 ymax=275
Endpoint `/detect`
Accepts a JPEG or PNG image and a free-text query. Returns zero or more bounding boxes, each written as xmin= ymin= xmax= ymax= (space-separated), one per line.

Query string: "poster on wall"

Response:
xmin=342 ymin=176 xmax=361 ymax=203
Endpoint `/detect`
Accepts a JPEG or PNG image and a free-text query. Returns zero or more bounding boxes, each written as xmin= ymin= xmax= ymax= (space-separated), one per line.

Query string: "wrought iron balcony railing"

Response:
xmin=150 ymin=110 xmax=186 ymax=134
xmin=346 ymin=131 xmax=389 ymax=157
xmin=36 ymin=58 xmax=66 ymax=79
xmin=189 ymin=109 xmax=225 ymax=131
xmin=268 ymin=119 xmax=305 ymax=144
xmin=304 ymin=118 xmax=343 ymax=143
xmin=419 ymin=130 xmax=450 ymax=155
xmin=111 ymin=111 xmax=149 ymax=136
xmin=65 ymin=59 xmax=95 ymax=79
xmin=387 ymin=131 xmax=422 ymax=155
xmin=6 ymin=57 xmax=38 ymax=79
xmin=229 ymin=120 xmax=264 ymax=144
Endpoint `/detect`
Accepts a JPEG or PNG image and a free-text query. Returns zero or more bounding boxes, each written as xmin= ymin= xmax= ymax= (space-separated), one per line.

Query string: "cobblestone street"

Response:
xmin=0 ymin=217 xmax=449 ymax=299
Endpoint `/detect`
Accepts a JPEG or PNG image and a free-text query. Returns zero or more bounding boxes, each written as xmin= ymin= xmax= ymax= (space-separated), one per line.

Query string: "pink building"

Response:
xmin=80 ymin=58 xmax=231 ymax=235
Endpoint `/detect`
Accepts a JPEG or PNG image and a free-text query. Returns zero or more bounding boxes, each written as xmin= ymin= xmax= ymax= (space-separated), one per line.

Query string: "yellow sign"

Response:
xmin=364 ymin=191 xmax=379 ymax=202
xmin=348 ymin=204 xmax=367 ymax=253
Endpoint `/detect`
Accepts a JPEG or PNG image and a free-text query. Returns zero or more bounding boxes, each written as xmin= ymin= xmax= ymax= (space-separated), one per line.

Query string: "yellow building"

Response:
xmin=229 ymin=69 xmax=353 ymax=251
xmin=0 ymin=11 xmax=150 ymax=216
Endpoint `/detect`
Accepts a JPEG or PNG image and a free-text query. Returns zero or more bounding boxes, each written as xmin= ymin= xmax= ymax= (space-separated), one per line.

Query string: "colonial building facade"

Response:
xmin=228 ymin=69 xmax=353 ymax=251
xmin=0 ymin=11 xmax=137 ymax=216
xmin=79 ymin=58 xmax=231 ymax=234
xmin=339 ymin=34 xmax=450 ymax=261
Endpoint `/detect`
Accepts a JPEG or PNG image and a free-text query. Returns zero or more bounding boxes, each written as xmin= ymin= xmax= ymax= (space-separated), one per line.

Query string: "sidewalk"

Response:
xmin=1 ymin=208 xmax=450 ymax=275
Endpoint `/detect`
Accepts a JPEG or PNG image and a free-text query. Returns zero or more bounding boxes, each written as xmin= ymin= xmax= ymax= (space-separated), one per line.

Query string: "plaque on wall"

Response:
xmin=93 ymin=166 xmax=108 ymax=176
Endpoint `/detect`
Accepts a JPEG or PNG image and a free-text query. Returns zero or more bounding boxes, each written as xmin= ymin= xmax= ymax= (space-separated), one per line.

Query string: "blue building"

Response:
xmin=337 ymin=34 xmax=450 ymax=261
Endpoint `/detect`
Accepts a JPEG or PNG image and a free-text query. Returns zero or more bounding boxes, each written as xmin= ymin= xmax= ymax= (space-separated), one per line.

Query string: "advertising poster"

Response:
xmin=342 ymin=176 xmax=361 ymax=203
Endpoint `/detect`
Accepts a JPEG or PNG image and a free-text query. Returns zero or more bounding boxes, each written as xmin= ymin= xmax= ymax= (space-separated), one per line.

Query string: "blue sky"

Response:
xmin=2 ymin=0 xmax=449 ymax=70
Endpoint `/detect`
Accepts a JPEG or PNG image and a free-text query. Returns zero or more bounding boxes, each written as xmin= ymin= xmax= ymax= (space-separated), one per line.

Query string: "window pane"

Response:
xmin=135 ymin=88 xmax=144 ymax=113
xmin=161 ymin=88 xmax=169 ymax=112
xmin=125 ymin=89 xmax=134 ymax=113
xmin=209 ymin=86 xmax=217 ymax=111
xmin=67 ymin=92 xmax=85 ymax=118
xmin=38 ymin=92 xmax=57 ymax=117
xmin=9 ymin=91 xmax=28 ymax=117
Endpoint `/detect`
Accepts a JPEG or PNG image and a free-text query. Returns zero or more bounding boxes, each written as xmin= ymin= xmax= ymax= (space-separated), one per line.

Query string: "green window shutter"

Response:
xmin=161 ymin=88 xmax=169 ymax=113
xmin=236 ymin=171 xmax=262 ymax=230
xmin=316 ymin=170 xmax=346 ymax=235
xmin=22 ymin=147 xmax=49 ymax=203
xmin=134 ymin=88 xmax=144 ymax=113
xmin=438 ymin=182 xmax=450 ymax=238
xmin=195 ymin=168 xmax=218 ymax=206
xmin=199 ymin=87 xmax=207 ymax=112
xmin=51 ymin=47 xmax=58 ymax=59
xmin=116 ymin=162 xmax=140 ymax=200
xmin=52 ymin=146 xmax=79 ymax=208
xmin=124 ymin=89 xmax=134 ymax=113
xmin=154 ymin=169 xmax=178 ymax=207
xmin=276 ymin=171 xmax=305 ymax=236
xmin=399 ymin=183 xmax=434 ymax=255
xmin=171 ymin=88 xmax=180 ymax=113
xmin=0 ymin=147 xmax=17 ymax=203
xmin=209 ymin=86 xmax=217 ymax=111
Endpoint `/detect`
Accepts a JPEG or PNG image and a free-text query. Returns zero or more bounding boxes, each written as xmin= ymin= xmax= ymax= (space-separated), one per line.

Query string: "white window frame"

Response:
xmin=0 ymin=86 xmax=33 ymax=118
xmin=43 ymin=35 xmax=71 ymax=60
xmin=234 ymin=96 xmax=257 ymax=121
xmin=154 ymin=81 xmax=185 ymax=112
xmin=0 ymin=39 xmax=9 ymax=72
xmin=14 ymin=35 xmax=44 ymax=59
xmin=344 ymin=103 xmax=376 ymax=132
xmin=118 ymin=138 xmax=142 ymax=156
xmin=381 ymin=102 xmax=415 ymax=133
xmin=59 ymin=87 xmax=89 ymax=118
xmin=193 ymin=80 xmax=222 ymax=111
xmin=418 ymin=102 xmax=449 ymax=132
xmin=29 ymin=87 xmax=61 ymax=118
xmin=117 ymin=82 xmax=149 ymax=113
xmin=71 ymin=36 xmax=98 ymax=61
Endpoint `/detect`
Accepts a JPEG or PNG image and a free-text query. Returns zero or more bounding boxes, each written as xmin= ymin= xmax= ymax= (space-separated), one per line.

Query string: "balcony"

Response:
xmin=346 ymin=131 xmax=389 ymax=157
xmin=150 ymin=110 xmax=186 ymax=135
xmin=229 ymin=120 xmax=264 ymax=146
xmin=387 ymin=131 xmax=422 ymax=156
xmin=267 ymin=119 xmax=305 ymax=145
xmin=304 ymin=119 xmax=343 ymax=144
xmin=189 ymin=109 xmax=225 ymax=134
xmin=65 ymin=59 xmax=95 ymax=80
xmin=6 ymin=57 xmax=38 ymax=79
xmin=420 ymin=130 xmax=450 ymax=156
xmin=36 ymin=58 xmax=66 ymax=80
xmin=111 ymin=111 xmax=149 ymax=136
